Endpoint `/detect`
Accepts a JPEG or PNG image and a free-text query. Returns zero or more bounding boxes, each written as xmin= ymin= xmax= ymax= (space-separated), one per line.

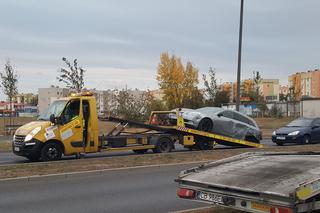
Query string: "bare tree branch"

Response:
xmin=57 ymin=57 xmax=86 ymax=92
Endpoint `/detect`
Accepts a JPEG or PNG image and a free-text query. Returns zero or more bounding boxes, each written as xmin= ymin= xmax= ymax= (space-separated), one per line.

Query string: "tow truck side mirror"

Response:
xmin=50 ymin=114 xmax=62 ymax=125
xmin=50 ymin=114 xmax=56 ymax=124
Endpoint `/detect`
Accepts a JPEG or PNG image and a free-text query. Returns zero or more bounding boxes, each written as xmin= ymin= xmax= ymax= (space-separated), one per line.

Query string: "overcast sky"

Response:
xmin=0 ymin=0 xmax=320 ymax=98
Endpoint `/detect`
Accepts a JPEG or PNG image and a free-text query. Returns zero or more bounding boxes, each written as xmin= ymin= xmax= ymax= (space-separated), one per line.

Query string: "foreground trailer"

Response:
xmin=176 ymin=152 xmax=320 ymax=213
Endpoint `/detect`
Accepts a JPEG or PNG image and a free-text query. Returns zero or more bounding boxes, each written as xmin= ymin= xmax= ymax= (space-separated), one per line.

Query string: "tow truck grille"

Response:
xmin=14 ymin=135 xmax=25 ymax=146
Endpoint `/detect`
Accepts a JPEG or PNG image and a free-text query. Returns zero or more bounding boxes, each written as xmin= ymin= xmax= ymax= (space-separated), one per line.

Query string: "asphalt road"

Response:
xmin=0 ymin=163 xmax=206 ymax=213
xmin=0 ymin=140 xmax=273 ymax=165
xmin=0 ymin=139 xmax=274 ymax=165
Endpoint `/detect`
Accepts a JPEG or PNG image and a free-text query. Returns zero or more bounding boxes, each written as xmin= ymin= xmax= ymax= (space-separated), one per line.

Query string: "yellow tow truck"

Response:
xmin=12 ymin=92 xmax=262 ymax=161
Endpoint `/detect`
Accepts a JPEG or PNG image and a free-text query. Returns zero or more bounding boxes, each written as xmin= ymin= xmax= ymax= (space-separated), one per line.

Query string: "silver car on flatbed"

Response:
xmin=173 ymin=107 xmax=261 ymax=143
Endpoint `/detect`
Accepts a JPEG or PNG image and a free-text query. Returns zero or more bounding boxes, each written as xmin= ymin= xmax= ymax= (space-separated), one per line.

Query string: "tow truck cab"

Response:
xmin=12 ymin=92 xmax=99 ymax=161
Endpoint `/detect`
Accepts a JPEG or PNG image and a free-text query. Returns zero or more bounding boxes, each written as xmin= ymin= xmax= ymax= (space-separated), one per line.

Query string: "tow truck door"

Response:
xmin=59 ymin=99 xmax=84 ymax=154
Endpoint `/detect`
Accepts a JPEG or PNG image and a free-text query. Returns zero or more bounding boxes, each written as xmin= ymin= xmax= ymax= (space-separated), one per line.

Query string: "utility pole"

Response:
xmin=236 ymin=0 xmax=244 ymax=111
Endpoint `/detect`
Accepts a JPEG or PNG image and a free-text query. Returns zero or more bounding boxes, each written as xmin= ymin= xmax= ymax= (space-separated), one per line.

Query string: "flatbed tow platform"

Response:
xmin=176 ymin=152 xmax=320 ymax=213
xmin=103 ymin=111 xmax=263 ymax=151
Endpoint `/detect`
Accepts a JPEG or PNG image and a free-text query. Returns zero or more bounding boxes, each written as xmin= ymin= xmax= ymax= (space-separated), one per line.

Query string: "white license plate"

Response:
xmin=276 ymin=136 xmax=286 ymax=140
xmin=197 ymin=191 xmax=223 ymax=204
xmin=14 ymin=147 xmax=20 ymax=152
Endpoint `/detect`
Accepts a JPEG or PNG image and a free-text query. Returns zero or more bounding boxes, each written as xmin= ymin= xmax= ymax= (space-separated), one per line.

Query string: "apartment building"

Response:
xmin=38 ymin=86 xmax=70 ymax=114
xmin=13 ymin=93 xmax=37 ymax=105
xmin=221 ymin=79 xmax=280 ymax=103
xmin=260 ymin=79 xmax=280 ymax=102
xmin=288 ymin=69 xmax=320 ymax=100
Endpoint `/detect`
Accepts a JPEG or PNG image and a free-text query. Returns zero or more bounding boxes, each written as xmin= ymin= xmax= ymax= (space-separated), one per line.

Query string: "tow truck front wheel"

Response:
xmin=41 ymin=143 xmax=62 ymax=161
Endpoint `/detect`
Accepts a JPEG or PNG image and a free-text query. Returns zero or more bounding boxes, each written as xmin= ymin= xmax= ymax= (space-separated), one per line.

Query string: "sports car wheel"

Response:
xmin=197 ymin=118 xmax=213 ymax=132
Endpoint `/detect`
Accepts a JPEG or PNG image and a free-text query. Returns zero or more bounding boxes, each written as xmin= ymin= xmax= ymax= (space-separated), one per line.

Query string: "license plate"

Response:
xmin=14 ymin=146 xmax=20 ymax=152
xmin=251 ymin=202 xmax=270 ymax=212
xmin=197 ymin=191 xmax=223 ymax=204
xmin=276 ymin=136 xmax=286 ymax=140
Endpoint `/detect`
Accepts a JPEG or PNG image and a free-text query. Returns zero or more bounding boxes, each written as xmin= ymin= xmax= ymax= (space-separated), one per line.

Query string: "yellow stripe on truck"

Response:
xmin=176 ymin=126 xmax=263 ymax=148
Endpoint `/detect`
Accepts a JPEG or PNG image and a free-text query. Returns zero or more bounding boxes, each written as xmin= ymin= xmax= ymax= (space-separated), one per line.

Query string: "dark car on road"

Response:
xmin=272 ymin=117 xmax=320 ymax=145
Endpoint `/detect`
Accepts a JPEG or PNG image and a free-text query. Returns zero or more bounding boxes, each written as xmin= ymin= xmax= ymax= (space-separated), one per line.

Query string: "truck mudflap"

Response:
xmin=176 ymin=152 xmax=320 ymax=213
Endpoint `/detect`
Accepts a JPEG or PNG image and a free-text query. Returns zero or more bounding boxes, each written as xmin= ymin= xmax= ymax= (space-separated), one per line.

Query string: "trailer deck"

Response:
xmin=176 ymin=152 xmax=320 ymax=213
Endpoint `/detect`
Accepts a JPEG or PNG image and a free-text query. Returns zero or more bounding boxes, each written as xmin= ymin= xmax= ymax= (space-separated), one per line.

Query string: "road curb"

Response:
xmin=0 ymin=160 xmax=208 ymax=183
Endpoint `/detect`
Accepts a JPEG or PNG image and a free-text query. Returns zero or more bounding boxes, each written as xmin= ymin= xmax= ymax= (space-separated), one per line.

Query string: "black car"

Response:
xmin=272 ymin=117 xmax=320 ymax=145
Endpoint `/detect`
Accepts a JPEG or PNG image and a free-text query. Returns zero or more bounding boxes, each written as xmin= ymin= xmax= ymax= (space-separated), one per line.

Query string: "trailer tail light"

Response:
xmin=270 ymin=207 xmax=292 ymax=213
xmin=177 ymin=188 xmax=195 ymax=199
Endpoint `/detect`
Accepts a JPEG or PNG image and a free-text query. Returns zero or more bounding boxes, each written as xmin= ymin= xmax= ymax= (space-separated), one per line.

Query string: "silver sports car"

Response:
xmin=176 ymin=107 xmax=262 ymax=143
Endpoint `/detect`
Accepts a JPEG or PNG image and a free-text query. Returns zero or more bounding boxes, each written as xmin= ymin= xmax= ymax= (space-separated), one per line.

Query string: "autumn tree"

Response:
xmin=157 ymin=52 xmax=201 ymax=109
xmin=144 ymin=90 xmax=167 ymax=114
xmin=288 ymin=86 xmax=300 ymax=102
xmin=30 ymin=95 xmax=38 ymax=106
xmin=202 ymin=67 xmax=218 ymax=105
xmin=1 ymin=59 xmax=18 ymax=117
xmin=214 ymin=90 xmax=230 ymax=107
xmin=253 ymin=71 xmax=262 ymax=102
xmin=288 ymin=86 xmax=300 ymax=117
xmin=182 ymin=62 xmax=204 ymax=108
xmin=57 ymin=57 xmax=85 ymax=92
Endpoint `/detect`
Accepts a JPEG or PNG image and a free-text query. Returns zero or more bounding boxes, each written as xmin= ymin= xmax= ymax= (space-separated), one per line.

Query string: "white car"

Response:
xmin=173 ymin=107 xmax=261 ymax=143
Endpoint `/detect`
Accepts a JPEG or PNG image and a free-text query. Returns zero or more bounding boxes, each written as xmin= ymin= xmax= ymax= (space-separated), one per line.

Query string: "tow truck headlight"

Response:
xmin=288 ymin=131 xmax=300 ymax=136
xmin=24 ymin=126 xmax=41 ymax=142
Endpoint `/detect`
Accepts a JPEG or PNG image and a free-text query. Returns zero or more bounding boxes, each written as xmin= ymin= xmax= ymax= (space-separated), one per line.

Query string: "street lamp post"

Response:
xmin=236 ymin=0 xmax=244 ymax=111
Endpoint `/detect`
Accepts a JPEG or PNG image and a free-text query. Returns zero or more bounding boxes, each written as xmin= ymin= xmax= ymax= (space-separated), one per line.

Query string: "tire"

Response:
xmin=26 ymin=155 xmax=40 ymax=162
xmin=199 ymin=142 xmax=214 ymax=150
xmin=154 ymin=137 xmax=173 ymax=153
xmin=301 ymin=135 xmax=311 ymax=145
xmin=133 ymin=149 xmax=148 ymax=154
xmin=197 ymin=118 xmax=213 ymax=132
xmin=196 ymin=138 xmax=214 ymax=150
xmin=41 ymin=142 xmax=63 ymax=161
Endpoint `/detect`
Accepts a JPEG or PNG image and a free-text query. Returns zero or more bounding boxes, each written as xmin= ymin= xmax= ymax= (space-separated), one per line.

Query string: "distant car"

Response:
xmin=171 ymin=107 xmax=262 ymax=143
xmin=272 ymin=117 xmax=320 ymax=145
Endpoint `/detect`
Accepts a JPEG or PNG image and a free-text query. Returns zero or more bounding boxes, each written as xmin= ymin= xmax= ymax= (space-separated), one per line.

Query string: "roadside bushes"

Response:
xmin=103 ymin=89 xmax=167 ymax=122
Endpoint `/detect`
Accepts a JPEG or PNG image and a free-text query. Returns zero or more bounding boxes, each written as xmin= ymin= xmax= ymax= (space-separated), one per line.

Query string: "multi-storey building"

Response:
xmin=38 ymin=86 xmax=70 ymax=114
xmin=221 ymin=79 xmax=280 ymax=103
xmin=288 ymin=69 xmax=320 ymax=100
xmin=260 ymin=79 xmax=280 ymax=102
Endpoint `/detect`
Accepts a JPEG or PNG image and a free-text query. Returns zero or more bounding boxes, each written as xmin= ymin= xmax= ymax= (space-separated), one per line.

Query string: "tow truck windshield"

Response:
xmin=38 ymin=100 xmax=68 ymax=121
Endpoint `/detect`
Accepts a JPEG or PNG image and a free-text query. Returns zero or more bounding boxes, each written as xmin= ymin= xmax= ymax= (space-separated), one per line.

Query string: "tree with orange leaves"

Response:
xmin=157 ymin=52 xmax=202 ymax=109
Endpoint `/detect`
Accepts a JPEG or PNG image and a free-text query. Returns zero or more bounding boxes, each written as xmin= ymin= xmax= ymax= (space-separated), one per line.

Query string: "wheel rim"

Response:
xmin=199 ymin=119 xmax=213 ymax=132
xmin=160 ymin=141 xmax=170 ymax=152
xmin=46 ymin=147 xmax=59 ymax=160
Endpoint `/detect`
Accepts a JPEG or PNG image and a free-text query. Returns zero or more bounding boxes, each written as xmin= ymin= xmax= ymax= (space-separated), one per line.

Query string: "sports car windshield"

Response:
xmin=286 ymin=119 xmax=313 ymax=127
xmin=38 ymin=100 xmax=68 ymax=121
